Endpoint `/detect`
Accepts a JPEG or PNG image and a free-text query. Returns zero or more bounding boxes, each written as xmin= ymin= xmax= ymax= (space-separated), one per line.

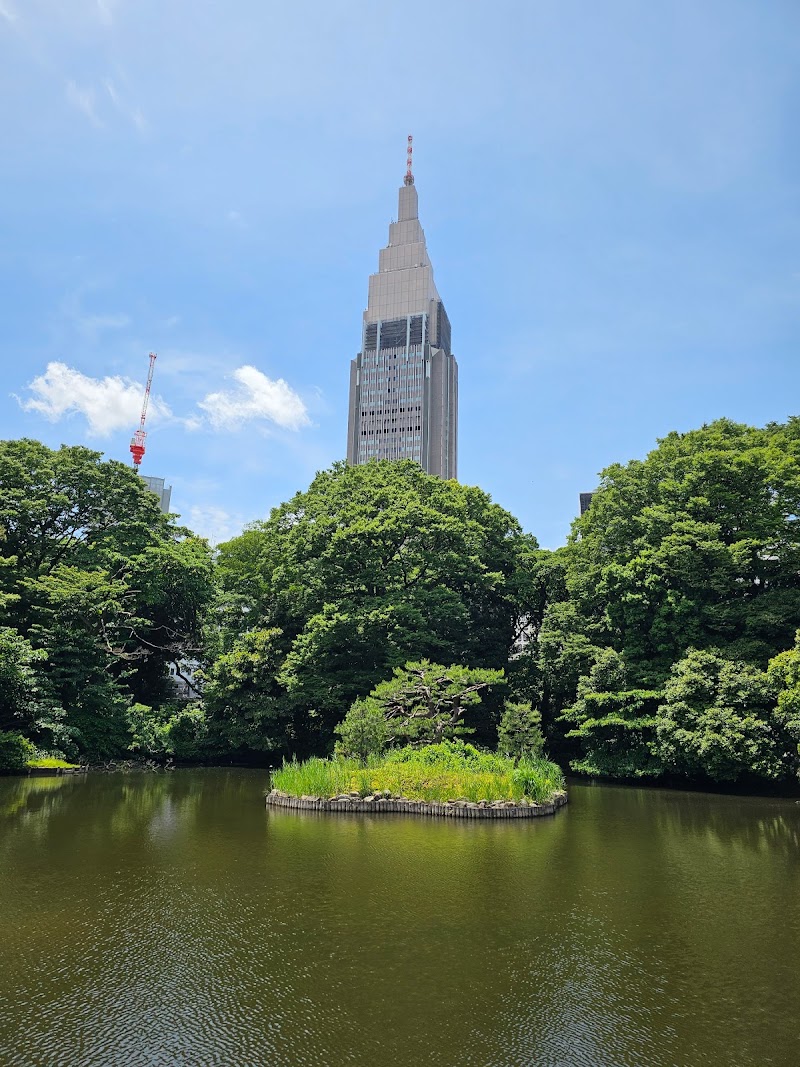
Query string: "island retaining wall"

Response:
xmin=266 ymin=789 xmax=568 ymax=819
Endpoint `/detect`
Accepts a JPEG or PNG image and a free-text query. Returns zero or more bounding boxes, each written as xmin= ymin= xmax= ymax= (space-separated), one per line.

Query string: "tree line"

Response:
xmin=1 ymin=418 xmax=799 ymax=786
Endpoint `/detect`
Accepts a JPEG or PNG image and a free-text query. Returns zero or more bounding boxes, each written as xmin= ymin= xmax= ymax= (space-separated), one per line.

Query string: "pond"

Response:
xmin=0 ymin=769 xmax=798 ymax=1066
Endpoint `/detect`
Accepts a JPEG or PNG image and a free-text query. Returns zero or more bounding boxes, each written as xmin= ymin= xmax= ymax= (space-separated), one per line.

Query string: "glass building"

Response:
xmin=346 ymin=169 xmax=458 ymax=478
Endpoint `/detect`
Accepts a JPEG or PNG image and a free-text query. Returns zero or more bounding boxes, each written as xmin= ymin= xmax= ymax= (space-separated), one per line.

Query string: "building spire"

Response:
xmin=404 ymin=134 xmax=414 ymax=186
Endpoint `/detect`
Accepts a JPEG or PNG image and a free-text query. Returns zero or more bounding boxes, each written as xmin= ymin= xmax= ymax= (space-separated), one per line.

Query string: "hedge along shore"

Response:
xmin=266 ymin=789 xmax=568 ymax=819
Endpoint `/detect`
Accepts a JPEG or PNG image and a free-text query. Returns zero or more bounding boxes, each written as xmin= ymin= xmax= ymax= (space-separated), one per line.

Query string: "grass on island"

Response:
xmin=271 ymin=742 xmax=565 ymax=805
xmin=26 ymin=757 xmax=80 ymax=770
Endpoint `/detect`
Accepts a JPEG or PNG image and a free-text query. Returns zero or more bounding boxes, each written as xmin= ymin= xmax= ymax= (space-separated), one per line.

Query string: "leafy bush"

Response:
xmin=335 ymin=699 xmax=388 ymax=762
xmin=384 ymin=739 xmax=508 ymax=773
xmin=126 ymin=703 xmax=169 ymax=756
xmin=125 ymin=701 xmax=209 ymax=760
xmin=365 ymin=661 xmax=504 ymax=746
xmin=767 ymin=630 xmax=800 ymax=772
xmin=163 ymin=704 xmax=209 ymax=760
xmin=0 ymin=731 xmax=35 ymax=772
xmin=656 ymin=649 xmax=792 ymax=781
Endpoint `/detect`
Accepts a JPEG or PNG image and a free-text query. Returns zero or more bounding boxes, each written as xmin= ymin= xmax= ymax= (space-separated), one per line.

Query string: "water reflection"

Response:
xmin=0 ymin=771 xmax=798 ymax=1067
xmin=0 ymin=773 xmax=73 ymax=818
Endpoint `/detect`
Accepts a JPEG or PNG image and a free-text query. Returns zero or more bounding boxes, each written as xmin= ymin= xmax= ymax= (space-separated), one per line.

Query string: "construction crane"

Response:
xmin=130 ymin=351 xmax=157 ymax=472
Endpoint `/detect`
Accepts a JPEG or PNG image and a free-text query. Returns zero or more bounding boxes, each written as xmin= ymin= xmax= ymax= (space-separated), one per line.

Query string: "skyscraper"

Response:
xmin=346 ymin=142 xmax=458 ymax=478
xmin=141 ymin=474 xmax=172 ymax=513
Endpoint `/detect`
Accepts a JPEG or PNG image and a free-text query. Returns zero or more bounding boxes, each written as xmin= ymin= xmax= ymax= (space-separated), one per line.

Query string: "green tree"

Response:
xmin=519 ymin=418 xmax=800 ymax=781
xmin=351 ymin=660 xmax=504 ymax=747
xmin=560 ymin=649 xmax=664 ymax=778
xmin=0 ymin=626 xmax=47 ymax=734
xmin=0 ymin=731 xmax=35 ymax=772
xmin=216 ymin=460 xmax=533 ymax=749
xmin=334 ymin=699 xmax=388 ymax=762
xmin=567 ymin=418 xmax=800 ymax=675
xmin=202 ymin=628 xmax=293 ymax=755
xmin=657 ymin=648 xmax=796 ymax=782
xmin=767 ymin=630 xmax=800 ymax=767
xmin=0 ymin=439 xmax=216 ymax=758
xmin=497 ymin=701 xmax=544 ymax=759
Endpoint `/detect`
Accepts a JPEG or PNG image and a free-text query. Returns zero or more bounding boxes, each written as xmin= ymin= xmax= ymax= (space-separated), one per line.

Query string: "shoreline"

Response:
xmin=265 ymin=788 xmax=569 ymax=819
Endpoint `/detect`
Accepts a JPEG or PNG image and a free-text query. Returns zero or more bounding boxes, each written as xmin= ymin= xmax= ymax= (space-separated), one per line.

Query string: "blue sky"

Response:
xmin=1 ymin=0 xmax=798 ymax=547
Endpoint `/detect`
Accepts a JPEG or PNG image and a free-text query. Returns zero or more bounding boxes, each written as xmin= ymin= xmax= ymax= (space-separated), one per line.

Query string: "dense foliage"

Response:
xmin=212 ymin=460 xmax=534 ymax=756
xmin=0 ymin=440 xmax=215 ymax=766
xmin=516 ymin=418 xmax=800 ymax=783
xmin=336 ymin=660 xmax=504 ymax=758
xmin=3 ymin=421 xmax=800 ymax=789
xmin=271 ymin=741 xmax=565 ymax=804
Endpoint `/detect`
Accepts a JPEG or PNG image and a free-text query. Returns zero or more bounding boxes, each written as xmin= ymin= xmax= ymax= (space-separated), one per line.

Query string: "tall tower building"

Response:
xmin=346 ymin=140 xmax=458 ymax=478
xmin=141 ymin=475 xmax=172 ymax=513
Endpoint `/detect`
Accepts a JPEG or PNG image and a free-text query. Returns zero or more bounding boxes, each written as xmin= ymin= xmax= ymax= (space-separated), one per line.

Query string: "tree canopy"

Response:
xmin=0 ymin=439 xmax=215 ymax=760
xmin=515 ymin=418 xmax=800 ymax=781
xmin=2 ymin=423 xmax=800 ymax=788
xmin=215 ymin=459 xmax=534 ymax=752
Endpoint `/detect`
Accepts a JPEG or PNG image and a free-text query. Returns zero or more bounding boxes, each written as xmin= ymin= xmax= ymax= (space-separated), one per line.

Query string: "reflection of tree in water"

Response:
xmin=0 ymin=770 xmax=268 ymax=876
xmin=0 ymin=766 xmax=274 ymax=990
xmin=0 ymin=775 xmax=77 ymax=824
xmin=651 ymin=789 xmax=800 ymax=860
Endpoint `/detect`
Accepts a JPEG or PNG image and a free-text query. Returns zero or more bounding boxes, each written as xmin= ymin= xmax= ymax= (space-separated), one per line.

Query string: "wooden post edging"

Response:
xmin=265 ymin=790 xmax=568 ymax=819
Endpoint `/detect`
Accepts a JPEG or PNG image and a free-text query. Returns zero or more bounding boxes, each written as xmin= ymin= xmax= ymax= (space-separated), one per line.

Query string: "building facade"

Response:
xmin=346 ymin=170 xmax=458 ymax=478
xmin=141 ymin=475 xmax=172 ymax=513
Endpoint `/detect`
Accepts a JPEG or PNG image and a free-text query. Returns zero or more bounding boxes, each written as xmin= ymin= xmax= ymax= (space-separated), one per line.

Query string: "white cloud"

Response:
xmin=198 ymin=365 xmax=309 ymax=431
xmin=0 ymin=2 xmax=17 ymax=24
xmin=186 ymin=505 xmax=244 ymax=547
xmin=18 ymin=361 xmax=172 ymax=437
xmin=66 ymin=80 xmax=103 ymax=127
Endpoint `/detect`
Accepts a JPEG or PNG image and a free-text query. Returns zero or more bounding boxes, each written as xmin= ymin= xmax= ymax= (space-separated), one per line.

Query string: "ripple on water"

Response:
xmin=0 ymin=770 xmax=797 ymax=1067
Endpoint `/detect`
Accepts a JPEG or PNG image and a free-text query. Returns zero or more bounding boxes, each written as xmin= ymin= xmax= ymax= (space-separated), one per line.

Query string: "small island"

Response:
xmin=267 ymin=740 xmax=567 ymax=820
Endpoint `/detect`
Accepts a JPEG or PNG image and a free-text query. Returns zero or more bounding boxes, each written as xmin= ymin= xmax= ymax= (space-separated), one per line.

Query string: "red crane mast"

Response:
xmin=130 ymin=351 xmax=157 ymax=472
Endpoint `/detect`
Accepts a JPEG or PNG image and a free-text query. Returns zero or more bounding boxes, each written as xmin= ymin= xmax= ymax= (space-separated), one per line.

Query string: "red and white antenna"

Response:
xmin=130 ymin=351 xmax=157 ymax=472
xmin=404 ymin=134 xmax=414 ymax=186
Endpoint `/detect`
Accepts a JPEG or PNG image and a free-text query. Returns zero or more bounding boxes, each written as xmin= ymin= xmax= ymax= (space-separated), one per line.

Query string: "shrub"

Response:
xmin=384 ymin=739 xmax=508 ymax=773
xmin=356 ymin=661 xmax=504 ymax=747
xmin=126 ymin=703 xmax=169 ymax=756
xmin=163 ymin=704 xmax=209 ymax=760
xmin=335 ymin=699 xmax=388 ymax=762
xmin=0 ymin=730 xmax=36 ymax=772
xmin=656 ymin=649 xmax=790 ymax=782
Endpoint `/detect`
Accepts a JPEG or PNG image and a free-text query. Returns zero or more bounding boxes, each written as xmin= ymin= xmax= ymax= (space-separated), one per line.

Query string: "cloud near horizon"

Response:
xmin=19 ymin=362 xmax=172 ymax=436
xmin=197 ymin=365 xmax=310 ymax=431
xmin=18 ymin=361 xmax=310 ymax=437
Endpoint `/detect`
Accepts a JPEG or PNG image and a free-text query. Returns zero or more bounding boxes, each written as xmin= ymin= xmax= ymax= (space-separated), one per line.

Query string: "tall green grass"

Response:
xmin=271 ymin=742 xmax=565 ymax=804
xmin=26 ymin=757 xmax=79 ymax=770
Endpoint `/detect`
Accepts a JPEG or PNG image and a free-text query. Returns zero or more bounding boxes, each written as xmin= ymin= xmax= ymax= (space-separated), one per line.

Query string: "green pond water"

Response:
xmin=0 ymin=769 xmax=798 ymax=1067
